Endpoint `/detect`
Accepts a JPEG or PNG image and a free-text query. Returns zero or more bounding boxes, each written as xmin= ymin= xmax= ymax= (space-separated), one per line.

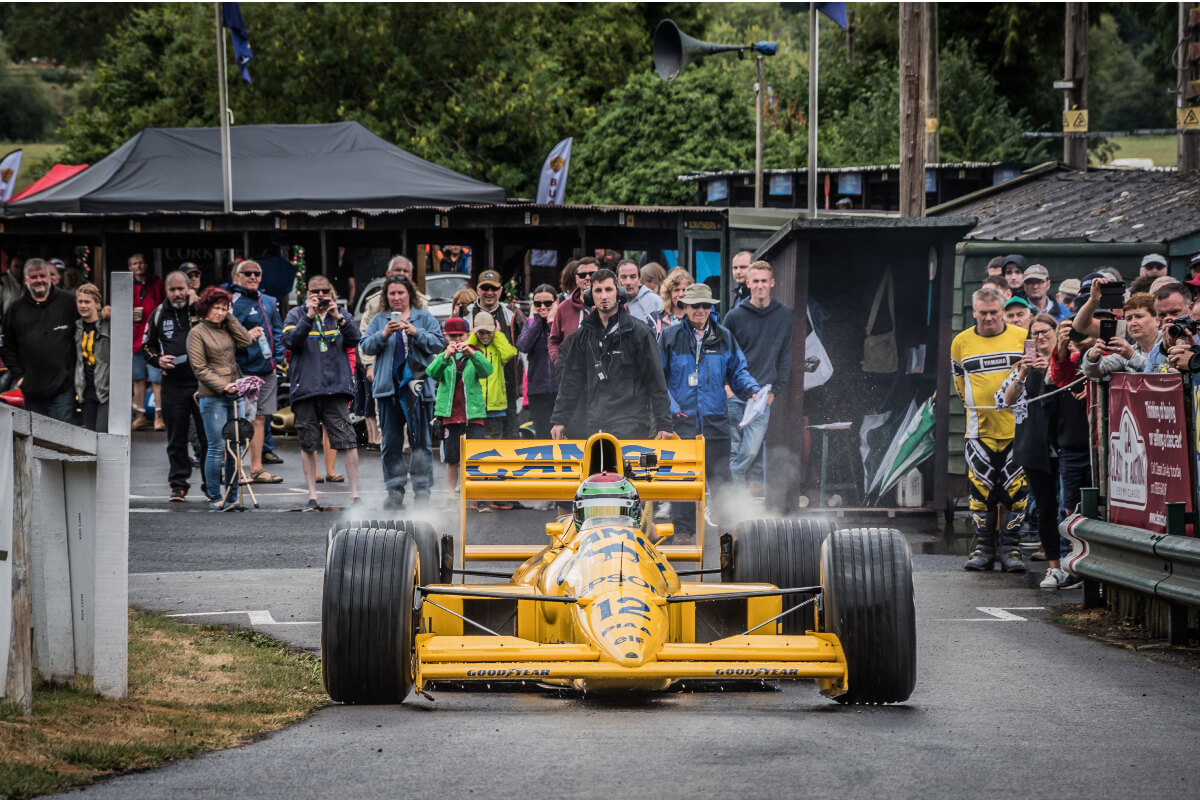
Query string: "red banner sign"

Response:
xmin=1107 ymin=373 xmax=1191 ymax=532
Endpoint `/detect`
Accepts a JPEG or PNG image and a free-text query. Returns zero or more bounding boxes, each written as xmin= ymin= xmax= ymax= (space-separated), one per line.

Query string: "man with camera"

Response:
xmin=281 ymin=275 xmax=363 ymax=509
xmin=550 ymin=268 xmax=673 ymax=441
xmin=1164 ymin=295 xmax=1200 ymax=372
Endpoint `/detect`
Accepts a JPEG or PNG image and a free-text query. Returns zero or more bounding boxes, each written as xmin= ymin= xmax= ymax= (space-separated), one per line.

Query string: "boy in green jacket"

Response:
xmin=426 ymin=316 xmax=493 ymax=497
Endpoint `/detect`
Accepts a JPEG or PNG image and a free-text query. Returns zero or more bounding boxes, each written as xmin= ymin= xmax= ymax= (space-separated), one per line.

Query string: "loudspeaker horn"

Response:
xmin=652 ymin=19 xmax=747 ymax=82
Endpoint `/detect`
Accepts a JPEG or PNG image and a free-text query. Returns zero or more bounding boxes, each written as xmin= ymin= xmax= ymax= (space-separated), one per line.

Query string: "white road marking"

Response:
xmin=166 ymin=609 xmax=319 ymax=625
xmin=936 ymin=606 xmax=1046 ymax=622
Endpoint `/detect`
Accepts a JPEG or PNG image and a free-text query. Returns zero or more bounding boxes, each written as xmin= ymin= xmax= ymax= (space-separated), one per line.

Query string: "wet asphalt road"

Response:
xmin=65 ymin=431 xmax=1200 ymax=799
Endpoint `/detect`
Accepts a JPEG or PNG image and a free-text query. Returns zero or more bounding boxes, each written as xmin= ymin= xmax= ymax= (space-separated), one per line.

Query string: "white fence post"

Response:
xmin=2 ymin=407 xmax=34 ymax=714
xmin=93 ymin=433 xmax=129 ymax=699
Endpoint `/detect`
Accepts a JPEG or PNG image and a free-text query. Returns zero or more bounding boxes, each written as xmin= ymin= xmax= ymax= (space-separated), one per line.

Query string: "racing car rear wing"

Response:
xmin=458 ymin=432 xmax=707 ymax=568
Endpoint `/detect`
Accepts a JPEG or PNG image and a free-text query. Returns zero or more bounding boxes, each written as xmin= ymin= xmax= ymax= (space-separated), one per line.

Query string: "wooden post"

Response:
xmin=923 ymin=5 xmax=939 ymax=165
xmin=899 ymin=3 xmax=926 ymax=217
xmin=5 ymin=427 xmax=33 ymax=714
xmin=1064 ymin=3 xmax=1089 ymax=170
xmin=1179 ymin=2 xmax=1200 ymax=173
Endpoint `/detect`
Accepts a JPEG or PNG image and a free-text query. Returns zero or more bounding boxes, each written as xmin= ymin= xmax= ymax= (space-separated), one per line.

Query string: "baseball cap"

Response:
xmin=679 ymin=283 xmax=719 ymax=306
xmin=443 ymin=316 xmax=468 ymax=335
xmin=477 ymin=270 xmax=502 ymax=289
xmin=1141 ymin=254 xmax=1168 ymax=269
xmin=48 ymin=258 xmax=66 ymax=271
xmin=1057 ymin=278 xmax=1080 ymax=296
xmin=1078 ymin=271 xmax=1108 ymax=295
xmin=181 ymin=262 xmax=201 ymax=275
xmin=472 ymin=311 xmax=498 ymax=332
xmin=1004 ymin=296 xmax=1031 ymax=310
xmin=1002 ymin=254 xmax=1027 ymax=271
xmin=1022 ymin=264 xmax=1050 ymax=282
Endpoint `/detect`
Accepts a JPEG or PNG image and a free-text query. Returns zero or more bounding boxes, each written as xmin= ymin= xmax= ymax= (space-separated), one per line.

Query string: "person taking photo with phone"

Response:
xmin=281 ymin=274 xmax=363 ymax=510
xmin=994 ymin=314 xmax=1082 ymax=591
xmin=426 ymin=316 xmax=493 ymax=497
xmin=360 ymin=274 xmax=444 ymax=509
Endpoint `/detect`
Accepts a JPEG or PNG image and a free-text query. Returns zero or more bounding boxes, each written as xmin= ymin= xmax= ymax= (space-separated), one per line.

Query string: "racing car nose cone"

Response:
xmin=580 ymin=590 xmax=667 ymax=668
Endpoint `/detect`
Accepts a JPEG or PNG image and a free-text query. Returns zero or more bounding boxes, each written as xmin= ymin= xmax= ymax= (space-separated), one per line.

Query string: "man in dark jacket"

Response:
xmin=0 ymin=258 xmax=79 ymax=421
xmin=550 ymin=269 xmax=673 ymax=441
xmin=661 ymin=282 xmax=759 ymax=535
xmin=144 ymin=270 xmax=206 ymax=502
xmin=723 ymin=260 xmax=794 ymax=490
xmin=281 ymin=275 xmax=362 ymax=509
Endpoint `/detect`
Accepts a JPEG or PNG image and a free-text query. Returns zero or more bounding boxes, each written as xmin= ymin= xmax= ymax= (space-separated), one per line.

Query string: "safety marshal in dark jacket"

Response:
xmin=550 ymin=269 xmax=673 ymax=441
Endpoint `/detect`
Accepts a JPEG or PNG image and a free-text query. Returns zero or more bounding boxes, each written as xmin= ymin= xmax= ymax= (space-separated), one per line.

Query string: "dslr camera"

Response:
xmin=1168 ymin=315 xmax=1199 ymax=340
xmin=317 ymin=297 xmax=332 ymax=312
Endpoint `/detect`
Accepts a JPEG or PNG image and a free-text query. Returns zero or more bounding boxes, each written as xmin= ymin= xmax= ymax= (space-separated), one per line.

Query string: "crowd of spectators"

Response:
xmin=955 ymin=251 xmax=1200 ymax=591
xmin=0 ymin=248 xmax=793 ymax=525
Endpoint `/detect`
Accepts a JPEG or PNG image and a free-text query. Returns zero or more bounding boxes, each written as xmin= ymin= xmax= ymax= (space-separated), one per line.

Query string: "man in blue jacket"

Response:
xmin=661 ymin=283 xmax=759 ymax=536
xmin=230 ymin=260 xmax=285 ymax=484
xmin=282 ymin=275 xmax=362 ymax=510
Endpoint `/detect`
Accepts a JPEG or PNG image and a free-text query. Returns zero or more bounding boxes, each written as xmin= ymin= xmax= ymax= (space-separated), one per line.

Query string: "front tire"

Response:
xmin=322 ymin=528 xmax=419 ymax=703
xmin=821 ymin=528 xmax=916 ymax=704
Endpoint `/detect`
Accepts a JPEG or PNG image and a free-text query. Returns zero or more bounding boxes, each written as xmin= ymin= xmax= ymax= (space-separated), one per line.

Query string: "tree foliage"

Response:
xmin=6 ymin=2 xmax=1184 ymax=204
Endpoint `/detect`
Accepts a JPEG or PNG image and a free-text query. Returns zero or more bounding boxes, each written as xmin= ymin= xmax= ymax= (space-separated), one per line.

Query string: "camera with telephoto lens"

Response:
xmin=1168 ymin=315 xmax=1199 ymax=339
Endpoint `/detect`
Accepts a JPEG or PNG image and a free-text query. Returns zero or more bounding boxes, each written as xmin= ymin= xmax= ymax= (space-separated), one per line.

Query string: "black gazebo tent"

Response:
xmin=7 ymin=122 xmax=506 ymax=213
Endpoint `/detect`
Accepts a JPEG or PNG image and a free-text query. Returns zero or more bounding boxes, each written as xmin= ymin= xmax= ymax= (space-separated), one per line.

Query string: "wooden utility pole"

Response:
xmin=1063 ymin=3 xmax=1088 ymax=169
xmin=1178 ymin=2 xmax=1200 ymax=173
xmin=923 ymin=5 xmax=939 ymax=165
xmin=899 ymin=3 xmax=925 ymax=217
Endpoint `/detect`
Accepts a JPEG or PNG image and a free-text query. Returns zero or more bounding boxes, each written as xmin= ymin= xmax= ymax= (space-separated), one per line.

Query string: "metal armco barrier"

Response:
xmin=1061 ymin=510 xmax=1200 ymax=644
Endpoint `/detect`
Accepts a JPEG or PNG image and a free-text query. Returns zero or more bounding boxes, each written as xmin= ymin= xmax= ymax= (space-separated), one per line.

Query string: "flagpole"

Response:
xmin=216 ymin=3 xmax=233 ymax=213
xmin=807 ymin=2 xmax=818 ymax=220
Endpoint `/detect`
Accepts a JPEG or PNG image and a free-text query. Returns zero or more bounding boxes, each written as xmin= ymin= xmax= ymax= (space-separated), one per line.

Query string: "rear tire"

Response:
xmin=322 ymin=528 xmax=419 ymax=703
xmin=726 ymin=518 xmax=835 ymax=634
xmin=821 ymin=528 xmax=916 ymax=704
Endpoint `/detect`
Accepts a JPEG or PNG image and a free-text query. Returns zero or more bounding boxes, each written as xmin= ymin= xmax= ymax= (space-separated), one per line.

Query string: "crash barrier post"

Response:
xmin=1062 ymin=510 xmax=1200 ymax=645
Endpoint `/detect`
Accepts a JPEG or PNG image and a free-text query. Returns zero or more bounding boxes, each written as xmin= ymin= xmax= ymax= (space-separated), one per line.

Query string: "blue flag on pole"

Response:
xmin=222 ymin=2 xmax=253 ymax=84
xmin=815 ymin=2 xmax=848 ymax=29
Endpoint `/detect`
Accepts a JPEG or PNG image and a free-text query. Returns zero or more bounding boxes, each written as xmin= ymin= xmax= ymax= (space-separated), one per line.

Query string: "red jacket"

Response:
xmin=1050 ymin=348 xmax=1082 ymax=388
xmin=548 ymin=289 xmax=587 ymax=365
xmin=133 ymin=278 xmax=164 ymax=353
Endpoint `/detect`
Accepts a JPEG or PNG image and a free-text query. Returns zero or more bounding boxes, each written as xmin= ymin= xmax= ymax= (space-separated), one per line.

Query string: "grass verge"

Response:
xmin=0 ymin=609 xmax=328 ymax=800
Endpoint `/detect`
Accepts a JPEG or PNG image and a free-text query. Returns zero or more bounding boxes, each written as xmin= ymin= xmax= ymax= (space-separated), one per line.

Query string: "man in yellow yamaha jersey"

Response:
xmin=951 ymin=286 xmax=1029 ymax=573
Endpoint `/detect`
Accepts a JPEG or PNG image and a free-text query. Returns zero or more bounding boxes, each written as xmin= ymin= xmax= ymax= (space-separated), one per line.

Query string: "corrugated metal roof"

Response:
xmin=929 ymin=168 xmax=1200 ymax=243
xmin=677 ymin=162 xmax=1016 ymax=182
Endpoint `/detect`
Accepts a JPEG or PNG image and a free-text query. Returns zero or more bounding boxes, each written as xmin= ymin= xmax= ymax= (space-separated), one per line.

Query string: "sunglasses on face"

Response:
xmin=690 ymin=304 xmax=713 ymax=311
xmin=577 ymin=271 xmax=596 ymax=279
xmin=309 ymin=288 xmax=331 ymax=295
xmin=533 ymin=300 xmax=554 ymax=308
xmin=240 ymin=270 xmax=261 ymax=277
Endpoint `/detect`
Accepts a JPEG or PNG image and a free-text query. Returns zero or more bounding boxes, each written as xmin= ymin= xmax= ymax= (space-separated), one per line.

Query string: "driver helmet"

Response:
xmin=574 ymin=472 xmax=641 ymax=527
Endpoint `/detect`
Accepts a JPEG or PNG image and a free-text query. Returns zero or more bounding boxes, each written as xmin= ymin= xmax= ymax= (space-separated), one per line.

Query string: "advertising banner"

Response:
xmin=1108 ymin=373 xmax=1191 ymax=532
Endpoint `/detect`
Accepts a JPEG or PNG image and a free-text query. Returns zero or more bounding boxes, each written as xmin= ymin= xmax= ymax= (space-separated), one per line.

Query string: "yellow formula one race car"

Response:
xmin=321 ymin=433 xmax=916 ymax=704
